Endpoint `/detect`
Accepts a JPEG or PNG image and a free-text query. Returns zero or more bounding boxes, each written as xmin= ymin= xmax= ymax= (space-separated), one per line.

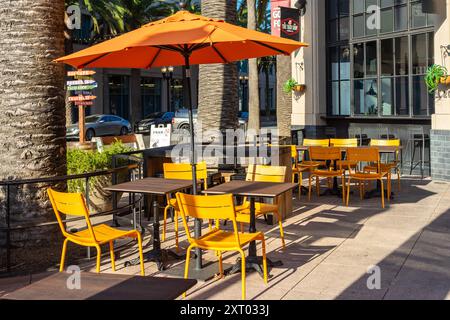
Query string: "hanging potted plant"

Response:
xmin=425 ymin=64 xmax=448 ymax=93
xmin=283 ymin=78 xmax=306 ymax=94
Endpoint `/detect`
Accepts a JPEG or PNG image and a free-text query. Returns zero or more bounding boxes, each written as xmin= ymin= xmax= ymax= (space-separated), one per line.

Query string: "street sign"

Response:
xmin=68 ymin=95 xmax=97 ymax=102
xmin=67 ymin=84 xmax=98 ymax=91
xmin=74 ymin=101 xmax=94 ymax=106
xmin=67 ymin=79 xmax=96 ymax=86
xmin=67 ymin=70 xmax=96 ymax=76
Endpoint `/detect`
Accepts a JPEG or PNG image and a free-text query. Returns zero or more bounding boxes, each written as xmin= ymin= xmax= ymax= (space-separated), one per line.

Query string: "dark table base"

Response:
xmin=125 ymin=249 xmax=183 ymax=271
xmin=228 ymin=256 xmax=283 ymax=278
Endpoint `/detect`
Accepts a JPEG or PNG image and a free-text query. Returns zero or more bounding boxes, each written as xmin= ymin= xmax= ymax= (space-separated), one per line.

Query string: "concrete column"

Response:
xmin=129 ymin=69 xmax=142 ymax=125
xmin=431 ymin=1 xmax=450 ymax=181
xmin=291 ymin=0 xmax=327 ymax=137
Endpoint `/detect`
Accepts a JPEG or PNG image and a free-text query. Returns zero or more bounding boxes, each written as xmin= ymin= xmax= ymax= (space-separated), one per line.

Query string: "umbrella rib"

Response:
xmin=146 ymin=48 xmax=162 ymax=69
xmin=211 ymin=44 xmax=229 ymax=63
xmin=80 ymin=52 xmax=112 ymax=68
xmin=250 ymin=40 xmax=289 ymax=55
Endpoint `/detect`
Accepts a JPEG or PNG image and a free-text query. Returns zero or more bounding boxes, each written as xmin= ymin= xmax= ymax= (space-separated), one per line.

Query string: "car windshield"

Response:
xmin=85 ymin=116 xmax=101 ymax=123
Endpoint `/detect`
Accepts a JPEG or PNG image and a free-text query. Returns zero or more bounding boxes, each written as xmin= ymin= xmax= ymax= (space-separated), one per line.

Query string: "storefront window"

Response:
xmin=327 ymin=0 xmax=435 ymax=118
xmin=109 ymin=75 xmax=130 ymax=120
xmin=171 ymin=79 xmax=184 ymax=111
xmin=141 ymin=78 xmax=162 ymax=118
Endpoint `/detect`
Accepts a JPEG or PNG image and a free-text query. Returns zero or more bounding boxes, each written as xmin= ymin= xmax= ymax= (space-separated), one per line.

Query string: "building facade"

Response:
xmin=292 ymin=0 xmax=450 ymax=180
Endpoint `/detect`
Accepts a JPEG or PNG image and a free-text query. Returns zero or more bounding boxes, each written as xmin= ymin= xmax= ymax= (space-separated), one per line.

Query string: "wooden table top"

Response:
xmin=203 ymin=180 xmax=297 ymax=198
xmin=1 ymin=272 xmax=197 ymax=300
xmin=297 ymin=145 xmax=402 ymax=153
xmin=105 ymin=177 xmax=193 ymax=195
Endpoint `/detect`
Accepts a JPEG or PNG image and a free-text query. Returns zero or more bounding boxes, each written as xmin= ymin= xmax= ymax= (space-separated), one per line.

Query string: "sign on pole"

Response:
xmin=150 ymin=124 xmax=172 ymax=148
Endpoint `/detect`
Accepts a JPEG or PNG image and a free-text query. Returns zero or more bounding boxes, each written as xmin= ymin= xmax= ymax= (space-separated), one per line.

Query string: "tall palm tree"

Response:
xmin=0 ymin=1 xmax=66 ymax=245
xmin=246 ymin=0 xmax=260 ymax=133
xmin=198 ymin=0 xmax=239 ymax=137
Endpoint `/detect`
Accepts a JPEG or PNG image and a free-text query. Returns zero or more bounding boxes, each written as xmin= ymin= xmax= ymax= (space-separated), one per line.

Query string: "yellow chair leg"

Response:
xmin=183 ymin=244 xmax=193 ymax=298
xmin=240 ymin=222 xmax=244 ymax=234
xmin=261 ymin=238 xmax=268 ymax=285
xmin=239 ymin=250 xmax=246 ymax=300
xmin=175 ymin=210 xmax=179 ymax=252
xmin=380 ymin=179 xmax=385 ymax=209
xmin=136 ymin=233 xmax=145 ymax=276
xmin=59 ymin=238 xmax=69 ymax=272
xmin=274 ymin=209 xmax=285 ymax=250
xmin=298 ymin=172 xmax=303 ymax=199
xmin=316 ymin=176 xmax=320 ymax=197
xmin=387 ymin=175 xmax=391 ymax=202
xmin=218 ymin=251 xmax=223 ymax=277
xmin=95 ymin=245 xmax=101 ymax=273
xmin=341 ymin=176 xmax=346 ymax=205
xmin=346 ymin=177 xmax=351 ymax=206
xmin=308 ymin=175 xmax=313 ymax=201
xmin=397 ymin=168 xmax=401 ymax=192
xmin=109 ymin=241 xmax=116 ymax=272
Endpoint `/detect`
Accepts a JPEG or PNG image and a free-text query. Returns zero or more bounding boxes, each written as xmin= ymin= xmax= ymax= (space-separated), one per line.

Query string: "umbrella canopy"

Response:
xmin=55 ymin=10 xmax=308 ymax=69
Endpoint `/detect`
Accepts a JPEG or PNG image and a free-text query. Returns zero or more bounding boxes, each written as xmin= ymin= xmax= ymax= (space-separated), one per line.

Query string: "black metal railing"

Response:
xmin=0 ymin=160 xmax=144 ymax=275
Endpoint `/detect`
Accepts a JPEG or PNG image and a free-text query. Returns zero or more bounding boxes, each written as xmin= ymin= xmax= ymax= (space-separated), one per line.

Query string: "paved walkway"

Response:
xmin=2 ymin=177 xmax=449 ymax=300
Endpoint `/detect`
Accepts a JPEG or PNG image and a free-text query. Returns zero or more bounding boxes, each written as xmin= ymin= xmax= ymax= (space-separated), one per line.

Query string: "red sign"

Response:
xmin=68 ymin=95 xmax=97 ymax=102
xmin=74 ymin=101 xmax=94 ymax=106
xmin=271 ymin=0 xmax=291 ymax=37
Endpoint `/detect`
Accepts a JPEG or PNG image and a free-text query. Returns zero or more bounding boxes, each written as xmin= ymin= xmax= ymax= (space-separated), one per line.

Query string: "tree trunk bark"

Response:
xmin=265 ymin=67 xmax=270 ymax=117
xmin=0 ymin=0 xmax=66 ymax=250
xmin=247 ymin=0 xmax=260 ymax=133
xmin=276 ymin=55 xmax=292 ymax=143
xmin=198 ymin=0 xmax=239 ymax=138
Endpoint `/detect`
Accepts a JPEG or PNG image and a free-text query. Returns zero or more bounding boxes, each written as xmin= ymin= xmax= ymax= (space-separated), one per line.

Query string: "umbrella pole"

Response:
xmin=184 ymin=52 xmax=202 ymax=270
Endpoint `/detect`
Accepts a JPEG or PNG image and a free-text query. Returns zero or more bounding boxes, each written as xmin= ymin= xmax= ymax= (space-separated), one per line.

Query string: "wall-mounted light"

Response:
xmin=294 ymin=0 xmax=307 ymax=15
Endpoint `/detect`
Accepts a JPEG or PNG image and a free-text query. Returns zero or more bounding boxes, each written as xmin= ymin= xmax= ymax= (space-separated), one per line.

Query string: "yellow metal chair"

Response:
xmin=47 ymin=188 xmax=145 ymax=275
xmin=366 ymin=139 xmax=401 ymax=191
xmin=308 ymin=147 xmax=347 ymax=204
xmin=162 ymin=162 xmax=208 ymax=251
xmin=345 ymin=148 xmax=391 ymax=209
xmin=176 ymin=192 xmax=267 ymax=300
xmin=291 ymin=145 xmax=309 ymax=199
xmin=330 ymin=138 xmax=359 ymax=170
xmin=298 ymin=138 xmax=330 ymax=171
xmin=235 ymin=165 xmax=287 ymax=249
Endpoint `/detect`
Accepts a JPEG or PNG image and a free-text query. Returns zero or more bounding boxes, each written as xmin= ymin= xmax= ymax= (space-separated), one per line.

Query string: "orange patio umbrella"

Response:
xmin=56 ymin=8 xmax=308 ymax=190
xmin=56 ymin=8 xmax=308 ymax=271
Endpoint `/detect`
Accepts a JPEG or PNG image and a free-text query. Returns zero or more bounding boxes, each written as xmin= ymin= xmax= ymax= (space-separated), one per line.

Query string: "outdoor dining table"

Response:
xmin=105 ymin=177 xmax=193 ymax=271
xmin=202 ymin=180 xmax=297 ymax=278
xmin=297 ymin=145 xmax=402 ymax=199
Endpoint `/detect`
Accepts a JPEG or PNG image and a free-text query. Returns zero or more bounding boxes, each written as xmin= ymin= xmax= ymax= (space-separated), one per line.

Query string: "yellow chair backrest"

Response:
xmin=47 ymin=188 xmax=96 ymax=242
xmin=303 ymin=139 xmax=330 ymax=147
xmin=370 ymin=139 xmax=400 ymax=147
xmin=330 ymin=138 xmax=358 ymax=147
xmin=163 ymin=162 xmax=208 ymax=187
xmin=347 ymin=147 xmax=380 ymax=163
xmin=309 ymin=146 xmax=342 ymax=162
xmin=245 ymin=165 xmax=286 ymax=183
xmin=176 ymin=193 xmax=241 ymax=245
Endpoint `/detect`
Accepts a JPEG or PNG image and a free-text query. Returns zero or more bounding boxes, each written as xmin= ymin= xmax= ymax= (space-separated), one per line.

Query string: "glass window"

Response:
xmin=331 ymin=82 xmax=340 ymax=115
xmin=353 ymin=15 xmax=365 ymax=38
xmin=395 ymin=76 xmax=409 ymax=115
xmin=381 ymin=8 xmax=394 ymax=33
xmin=366 ymin=41 xmax=377 ymax=77
xmin=340 ymin=46 xmax=351 ymax=79
xmin=353 ymin=0 xmax=365 ymax=14
xmin=381 ymin=78 xmax=394 ymax=115
xmin=381 ymin=39 xmax=394 ymax=76
xmin=141 ymin=77 xmax=162 ymax=117
xmin=354 ymin=43 xmax=364 ymax=78
xmin=412 ymin=76 xmax=428 ymax=115
xmin=340 ymin=81 xmax=351 ymax=115
xmin=412 ymin=33 xmax=427 ymax=74
xmin=354 ymin=80 xmax=365 ymax=115
xmin=395 ymin=36 xmax=409 ymax=75
xmin=109 ymin=75 xmax=130 ymax=121
xmin=394 ymin=5 xmax=408 ymax=30
xmin=365 ymin=79 xmax=378 ymax=115
xmin=411 ymin=1 xmax=427 ymax=28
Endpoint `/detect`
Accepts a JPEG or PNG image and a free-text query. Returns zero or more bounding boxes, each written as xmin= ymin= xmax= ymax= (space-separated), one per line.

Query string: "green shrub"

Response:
xmin=67 ymin=141 xmax=133 ymax=193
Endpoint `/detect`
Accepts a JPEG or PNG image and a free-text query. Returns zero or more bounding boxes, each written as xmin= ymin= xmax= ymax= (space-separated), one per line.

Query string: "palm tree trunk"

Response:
xmin=0 ymin=0 xmax=66 ymax=250
xmin=198 ymin=0 xmax=239 ymax=137
xmin=265 ymin=67 xmax=270 ymax=117
xmin=247 ymin=0 xmax=260 ymax=133
xmin=276 ymin=55 xmax=292 ymax=143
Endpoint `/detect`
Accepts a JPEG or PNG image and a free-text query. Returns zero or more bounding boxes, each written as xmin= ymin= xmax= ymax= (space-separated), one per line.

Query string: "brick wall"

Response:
xmin=431 ymin=130 xmax=450 ymax=181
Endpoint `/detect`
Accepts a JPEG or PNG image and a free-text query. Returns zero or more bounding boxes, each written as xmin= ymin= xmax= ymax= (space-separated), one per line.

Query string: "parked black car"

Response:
xmin=134 ymin=111 xmax=175 ymax=134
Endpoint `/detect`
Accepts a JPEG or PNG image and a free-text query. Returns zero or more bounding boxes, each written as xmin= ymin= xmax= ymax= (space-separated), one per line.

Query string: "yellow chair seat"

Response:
xmin=364 ymin=163 xmax=397 ymax=172
xmin=350 ymin=172 xmax=387 ymax=180
xmin=193 ymin=229 xmax=263 ymax=249
xmin=299 ymin=161 xmax=324 ymax=168
xmin=168 ymin=198 xmax=179 ymax=209
xmin=70 ymin=224 xmax=137 ymax=245
xmin=311 ymin=169 xmax=344 ymax=177
xmin=292 ymin=166 xmax=309 ymax=172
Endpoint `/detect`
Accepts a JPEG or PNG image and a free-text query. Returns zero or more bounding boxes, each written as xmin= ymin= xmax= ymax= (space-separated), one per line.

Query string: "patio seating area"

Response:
xmin=3 ymin=175 xmax=448 ymax=300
